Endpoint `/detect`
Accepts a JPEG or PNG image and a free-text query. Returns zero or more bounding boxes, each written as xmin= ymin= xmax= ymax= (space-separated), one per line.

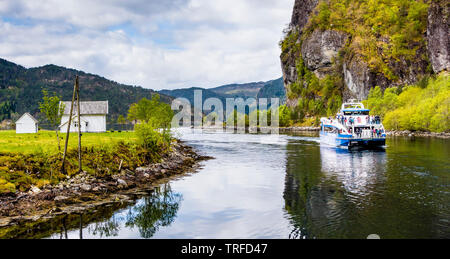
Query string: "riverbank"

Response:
xmin=386 ymin=130 xmax=450 ymax=139
xmin=0 ymin=140 xmax=211 ymax=232
xmin=279 ymin=127 xmax=450 ymax=139
xmin=202 ymin=126 xmax=449 ymax=138
xmin=201 ymin=126 xmax=321 ymax=133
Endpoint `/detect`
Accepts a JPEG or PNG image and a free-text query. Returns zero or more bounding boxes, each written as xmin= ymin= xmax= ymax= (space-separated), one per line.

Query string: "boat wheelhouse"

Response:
xmin=320 ymin=101 xmax=386 ymax=148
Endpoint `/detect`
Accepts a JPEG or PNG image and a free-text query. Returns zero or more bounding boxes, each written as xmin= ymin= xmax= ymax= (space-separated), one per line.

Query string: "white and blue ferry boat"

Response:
xmin=320 ymin=101 xmax=386 ymax=148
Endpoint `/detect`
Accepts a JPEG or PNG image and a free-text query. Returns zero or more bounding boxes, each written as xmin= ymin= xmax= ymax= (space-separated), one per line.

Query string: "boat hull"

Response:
xmin=320 ymin=132 xmax=385 ymax=148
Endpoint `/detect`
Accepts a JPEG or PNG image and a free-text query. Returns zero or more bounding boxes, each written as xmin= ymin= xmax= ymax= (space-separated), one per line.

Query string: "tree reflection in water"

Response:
xmin=80 ymin=184 xmax=182 ymax=239
xmin=125 ymin=184 xmax=183 ymax=238
xmin=88 ymin=215 xmax=121 ymax=238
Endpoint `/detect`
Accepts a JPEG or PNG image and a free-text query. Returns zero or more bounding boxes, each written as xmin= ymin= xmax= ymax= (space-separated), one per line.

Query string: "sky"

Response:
xmin=0 ymin=0 xmax=294 ymax=90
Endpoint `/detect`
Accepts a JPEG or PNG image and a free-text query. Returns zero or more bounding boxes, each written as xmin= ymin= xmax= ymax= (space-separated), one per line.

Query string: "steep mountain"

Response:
xmin=159 ymin=77 xmax=286 ymax=106
xmin=0 ymin=58 xmax=172 ymax=123
xmin=280 ymin=0 xmax=449 ymax=121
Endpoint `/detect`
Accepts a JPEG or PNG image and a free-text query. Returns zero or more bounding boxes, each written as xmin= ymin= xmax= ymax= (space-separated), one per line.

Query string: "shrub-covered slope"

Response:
xmin=280 ymin=0 xmax=449 ymax=125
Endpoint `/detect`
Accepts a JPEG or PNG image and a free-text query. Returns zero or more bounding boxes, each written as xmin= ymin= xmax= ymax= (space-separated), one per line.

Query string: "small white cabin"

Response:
xmin=16 ymin=113 xmax=38 ymax=134
xmin=60 ymin=101 xmax=108 ymax=133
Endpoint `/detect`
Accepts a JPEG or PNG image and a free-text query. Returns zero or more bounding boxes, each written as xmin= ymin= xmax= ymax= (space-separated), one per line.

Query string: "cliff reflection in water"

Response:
xmin=284 ymin=137 xmax=449 ymax=239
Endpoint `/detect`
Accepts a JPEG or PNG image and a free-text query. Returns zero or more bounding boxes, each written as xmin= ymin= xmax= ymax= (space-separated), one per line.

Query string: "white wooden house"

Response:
xmin=60 ymin=101 xmax=108 ymax=133
xmin=16 ymin=113 xmax=38 ymax=134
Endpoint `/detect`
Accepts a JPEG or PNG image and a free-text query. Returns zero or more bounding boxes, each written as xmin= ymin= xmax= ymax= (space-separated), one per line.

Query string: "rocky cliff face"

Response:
xmin=301 ymin=29 xmax=348 ymax=79
xmin=427 ymin=0 xmax=450 ymax=73
xmin=342 ymin=54 xmax=387 ymax=101
xmin=281 ymin=0 xmax=318 ymax=97
xmin=291 ymin=0 xmax=319 ymax=33
xmin=281 ymin=0 xmax=447 ymax=112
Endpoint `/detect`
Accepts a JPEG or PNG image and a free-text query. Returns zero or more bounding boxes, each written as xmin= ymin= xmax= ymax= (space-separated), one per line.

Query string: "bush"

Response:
xmin=365 ymin=73 xmax=450 ymax=132
xmin=278 ymin=105 xmax=293 ymax=127
xmin=0 ymin=178 xmax=16 ymax=194
xmin=135 ymin=122 xmax=170 ymax=152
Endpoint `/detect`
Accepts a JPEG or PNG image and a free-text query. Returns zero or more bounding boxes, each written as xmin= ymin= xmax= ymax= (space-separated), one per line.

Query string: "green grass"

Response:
xmin=0 ymin=130 xmax=168 ymax=194
xmin=0 ymin=130 xmax=137 ymax=155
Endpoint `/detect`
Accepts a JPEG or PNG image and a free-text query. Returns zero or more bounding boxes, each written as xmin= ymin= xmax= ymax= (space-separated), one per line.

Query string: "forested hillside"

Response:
xmin=159 ymin=77 xmax=286 ymax=106
xmin=0 ymin=58 xmax=172 ymax=124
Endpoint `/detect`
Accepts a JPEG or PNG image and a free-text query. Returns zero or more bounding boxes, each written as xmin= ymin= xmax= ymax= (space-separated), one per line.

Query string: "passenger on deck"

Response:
xmin=375 ymin=116 xmax=381 ymax=124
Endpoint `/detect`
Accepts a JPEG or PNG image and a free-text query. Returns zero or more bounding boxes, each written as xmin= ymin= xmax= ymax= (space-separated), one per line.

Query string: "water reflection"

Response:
xmin=284 ymin=137 xmax=450 ymax=239
xmin=320 ymin=147 xmax=387 ymax=196
xmin=1 ymin=130 xmax=448 ymax=239
xmin=45 ymin=184 xmax=182 ymax=239
xmin=87 ymin=214 xmax=121 ymax=238
xmin=124 ymin=185 xmax=182 ymax=238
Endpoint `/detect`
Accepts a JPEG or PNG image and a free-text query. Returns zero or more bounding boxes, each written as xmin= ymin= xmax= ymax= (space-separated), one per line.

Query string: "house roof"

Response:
xmin=61 ymin=101 xmax=108 ymax=115
xmin=16 ymin=112 xmax=38 ymax=124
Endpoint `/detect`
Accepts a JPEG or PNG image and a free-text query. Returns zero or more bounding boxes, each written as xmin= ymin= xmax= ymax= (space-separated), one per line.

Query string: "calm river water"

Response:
xmin=27 ymin=129 xmax=450 ymax=238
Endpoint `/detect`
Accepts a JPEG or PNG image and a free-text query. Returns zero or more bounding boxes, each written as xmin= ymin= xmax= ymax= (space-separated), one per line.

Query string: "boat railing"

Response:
xmin=322 ymin=118 xmax=386 ymax=139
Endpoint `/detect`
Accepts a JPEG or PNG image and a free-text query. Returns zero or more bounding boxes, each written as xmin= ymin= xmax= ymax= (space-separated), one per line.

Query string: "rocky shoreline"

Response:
xmin=279 ymin=127 xmax=320 ymax=133
xmin=279 ymin=127 xmax=449 ymax=138
xmin=386 ymin=130 xmax=450 ymax=139
xmin=201 ymin=126 xmax=321 ymax=133
xmin=200 ymin=126 xmax=449 ymax=138
xmin=0 ymin=140 xmax=212 ymax=230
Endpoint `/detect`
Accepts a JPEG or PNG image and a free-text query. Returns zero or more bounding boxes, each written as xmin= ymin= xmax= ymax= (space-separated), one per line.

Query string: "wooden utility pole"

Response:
xmin=61 ymin=77 xmax=77 ymax=173
xmin=76 ymin=76 xmax=82 ymax=173
xmin=61 ymin=76 xmax=82 ymax=173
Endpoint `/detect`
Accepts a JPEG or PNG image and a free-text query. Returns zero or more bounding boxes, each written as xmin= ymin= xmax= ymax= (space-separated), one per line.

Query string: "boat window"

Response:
xmin=343 ymin=111 xmax=369 ymax=116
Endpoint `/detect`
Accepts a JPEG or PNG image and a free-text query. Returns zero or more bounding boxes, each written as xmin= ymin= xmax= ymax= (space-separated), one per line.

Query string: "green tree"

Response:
xmin=129 ymin=94 xmax=175 ymax=146
xmin=127 ymin=94 xmax=173 ymax=129
xmin=365 ymin=73 xmax=449 ymax=133
xmin=39 ymin=90 xmax=65 ymax=151
xmin=117 ymin=115 xmax=127 ymax=131
xmin=278 ymin=105 xmax=293 ymax=127
xmin=127 ymin=103 xmax=138 ymax=124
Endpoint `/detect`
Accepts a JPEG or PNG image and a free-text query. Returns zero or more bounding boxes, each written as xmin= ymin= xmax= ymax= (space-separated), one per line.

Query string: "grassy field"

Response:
xmin=0 ymin=130 xmax=156 ymax=193
xmin=0 ymin=130 xmax=137 ymax=155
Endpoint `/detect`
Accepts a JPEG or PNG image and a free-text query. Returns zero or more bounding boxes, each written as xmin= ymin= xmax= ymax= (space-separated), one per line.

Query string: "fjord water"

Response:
xmin=47 ymin=128 xmax=448 ymax=239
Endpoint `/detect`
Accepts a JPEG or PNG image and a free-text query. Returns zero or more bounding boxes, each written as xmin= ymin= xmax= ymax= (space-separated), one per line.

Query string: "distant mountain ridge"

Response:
xmin=0 ymin=58 xmax=172 ymax=123
xmin=159 ymin=77 xmax=286 ymax=106
xmin=0 ymin=58 xmax=286 ymax=125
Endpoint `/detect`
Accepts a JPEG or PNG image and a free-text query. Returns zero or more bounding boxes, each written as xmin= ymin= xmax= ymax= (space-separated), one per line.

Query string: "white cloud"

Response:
xmin=0 ymin=0 xmax=294 ymax=90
